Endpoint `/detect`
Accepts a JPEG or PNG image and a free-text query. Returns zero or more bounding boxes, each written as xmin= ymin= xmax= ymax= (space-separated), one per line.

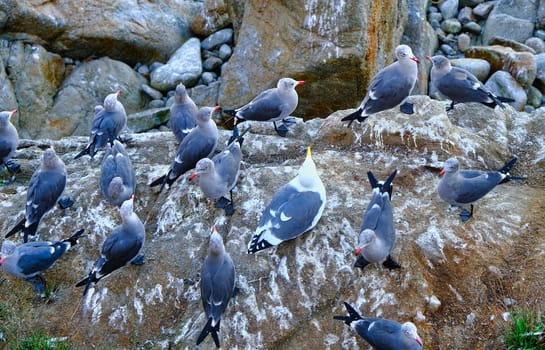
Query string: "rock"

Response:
xmin=451 ymin=58 xmax=491 ymax=81
xmin=218 ymin=44 xmax=233 ymax=61
xmin=539 ymin=0 xmax=545 ymax=30
xmin=460 ymin=0 xmax=485 ymax=7
xmin=463 ymin=21 xmax=482 ymax=34
xmin=428 ymin=12 xmax=443 ymax=24
xmin=485 ymin=71 xmax=527 ymax=111
xmin=526 ymin=86 xmax=542 ymax=108
xmin=127 ymin=107 xmax=170 ymax=133
xmin=148 ymin=99 xmax=165 ymax=109
xmin=188 ymin=81 xmax=221 ymax=107
xmin=439 ymin=0 xmax=459 ymax=20
xmin=525 ymin=37 xmax=545 ymax=54
xmin=201 ymin=72 xmax=217 ymax=85
xmin=458 ymin=7 xmax=475 ymax=24
xmin=150 ymin=38 xmax=203 ymax=91
xmin=190 ymin=0 xmax=231 ymax=37
xmin=201 ymin=28 xmax=234 ymax=51
xmin=491 ymin=0 xmax=539 ymax=22
xmin=457 ymin=33 xmax=472 ymax=52
xmin=0 ymin=46 xmax=17 ymax=113
xmin=220 ymin=0 xmax=408 ymax=120
xmin=136 ymin=64 xmax=150 ymax=77
xmin=0 ymin=1 xmax=201 ymax=65
xmin=441 ymin=18 xmax=462 ymax=34
xmin=141 ymin=84 xmax=163 ymax=101
xmin=3 ymin=41 xmax=65 ymax=139
xmin=203 ymin=56 xmax=223 ymax=72
xmin=489 ymin=37 xmax=536 ymax=54
xmin=50 ymin=57 xmax=148 ymax=139
xmin=502 ymin=52 xmax=537 ymax=88
xmin=533 ymin=53 xmax=545 ymax=92
xmin=465 ymin=45 xmax=516 ymax=72
xmin=482 ymin=14 xmax=534 ymax=45
xmin=473 ymin=2 xmax=495 ymax=18
xmin=536 ymin=30 xmax=545 ymax=41
xmin=441 ymin=44 xmax=456 ymax=56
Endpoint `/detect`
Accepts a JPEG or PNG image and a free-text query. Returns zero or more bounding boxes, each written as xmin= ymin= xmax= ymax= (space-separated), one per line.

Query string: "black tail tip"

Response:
xmin=222 ymin=108 xmax=237 ymax=117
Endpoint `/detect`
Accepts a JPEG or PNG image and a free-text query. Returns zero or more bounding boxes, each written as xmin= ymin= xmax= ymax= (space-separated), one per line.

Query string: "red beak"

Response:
xmin=0 ymin=256 xmax=5 ymax=264
xmin=416 ymin=337 xmax=423 ymax=346
xmin=116 ymin=90 xmax=121 ymax=95
xmin=425 ymin=55 xmax=432 ymax=60
xmin=296 ymin=80 xmax=305 ymax=86
xmin=439 ymin=169 xmax=445 ymax=176
xmin=189 ymin=173 xmax=197 ymax=181
xmin=355 ymin=247 xmax=362 ymax=255
xmin=411 ymin=56 xmax=420 ymax=63
xmin=10 ymin=109 xmax=17 ymax=116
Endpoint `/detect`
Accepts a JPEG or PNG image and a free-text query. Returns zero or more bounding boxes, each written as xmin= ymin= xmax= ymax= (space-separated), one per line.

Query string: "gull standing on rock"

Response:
xmin=100 ymin=140 xmax=136 ymax=206
xmin=334 ymin=302 xmax=423 ymax=350
xmin=247 ymin=147 xmax=326 ymax=253
xmin=222 ymin=77 xmax=304 ymax=137
xmin=6 ymin=148 xmax=71 ymax=243
xmin=189 ymin=125 xmax=250 ymax=216
xmin=0 ymin=229 xmax=84 ymax=297
xmin=197 ymin=226 xmax=236 ymax=348
xmin=437 ymin=157 xmax=523 ymax=222
xmin=426 ymin=55 xmax=514 ymax=111
xmin=74 ymin=90 xmax=128 ymax=160
xmin=354 ymin=170 xmax=401 ymax=270
xmin=150 ymin=106 xmax=220 ymax=192
xmin=0 ymin=109 xmax=19 ymax=181
xmin=169 ymin=82 xmax=198 ymax=143
xmin=76 ymin=196 xmax=145 ymax=296
xmin=342 ymin=45 xmax=419 ymax=126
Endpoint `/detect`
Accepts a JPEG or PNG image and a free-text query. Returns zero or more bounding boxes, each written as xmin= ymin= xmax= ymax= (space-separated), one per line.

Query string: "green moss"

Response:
xmin=503 ymin=309 xmax=545 ymax=350
xmin=15 ymin=331 xmax=70 ymax=350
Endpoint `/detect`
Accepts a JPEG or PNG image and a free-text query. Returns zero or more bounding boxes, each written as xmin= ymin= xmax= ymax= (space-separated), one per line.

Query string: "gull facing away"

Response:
xmin=0 ymin=229 xmax=84 ymax=297
xmin=437 ymin=157 xmax=524 ymax=222
xmin=222 ymin=77 xmax=304 ymax=137
xmin=247 ymin=147 xmax=326 ymax=253
xmin=197 ymin=226 xmax=236 ymax=348
xmin=354 ymin=170 xmax=401 ymax=270
xmin=6 ymin=148 xmax=71 ymax=243
xmin=169 ymin=82 xmax=198 ymax=143
xmin=74 ymin=90 xmax=128 ymax=160
xmin=334 ymin=302 xmax=423 ymax=350
xmin=342 ymin=45 xmax=419 ymax=127
xmin=0 ymin=109 xmax=20 ymax=182
xmin=100 ymin=140 xmax=136 ymax=206
xmin=189 ymin=125 xmax=250 ymax=216
xmin=150 ymin=106 xmax=220 ymax=193
xmin=76 ymin=196 xmax=145 ymax=295
xmin=426 ymin=55 xmax=514 ymax=111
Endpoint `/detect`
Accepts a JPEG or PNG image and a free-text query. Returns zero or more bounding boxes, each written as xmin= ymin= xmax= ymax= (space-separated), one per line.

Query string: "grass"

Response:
xmin=15 ymin=331 xmax=70 ymax=350
xmin=503 ymin=309 xmax=545 ymax=350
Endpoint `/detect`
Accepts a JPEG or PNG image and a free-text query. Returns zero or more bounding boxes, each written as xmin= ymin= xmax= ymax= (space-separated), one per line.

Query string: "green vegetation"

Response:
xmin=15 ymin=331 xmax=70 ymax=350
xmin=503 ymin=309 xmax=545 ymax=350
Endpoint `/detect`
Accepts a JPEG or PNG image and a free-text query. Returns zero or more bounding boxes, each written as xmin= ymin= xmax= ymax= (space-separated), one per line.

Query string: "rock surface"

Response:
xmin=1 ymin=96 xmax=544 ymax=349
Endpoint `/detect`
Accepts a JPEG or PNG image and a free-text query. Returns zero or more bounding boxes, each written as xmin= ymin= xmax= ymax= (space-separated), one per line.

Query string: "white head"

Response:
xmin=0 ymin=110 xmax=16 ymax=128
xmin=119 ymin=195 xmax=135 ymax=220
xmin=104 ymin=90 xmax=121 ymax=111
xmin=427 ymin=55 xmax=451 ymax=71
xmin=395 ymin=45 xmax=419 ymax=63
xmin=1 ymin=240 xmax=16 ymax=257
xmin=175 ymin=83 xmax=188 ymax=103
xmin=358 ymin=229 xmax=377 ymax=248
xmin=196 ymin=106 xmax=220 ymax=125
xmin=401 ymin=322 xmax=423 ymax=347
xmin=441 ymin=158 xmax=459 ymax=175
xmin=277 ymin=78 xmax=305 ymax=91
xmin=194 ymin=158 xmax=215 ymax=176
xmin=208 ymin=226 xmax=225 ymax=257
xmin=298 ymin=147 xmax=319 ymax=188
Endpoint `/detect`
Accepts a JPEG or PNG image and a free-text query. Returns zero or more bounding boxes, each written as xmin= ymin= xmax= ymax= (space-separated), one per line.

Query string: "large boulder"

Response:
xmin=1 ymin=96 xmax=543 ymax=349
xmin=0 ymin=0 xmax=201 ymax=65
xmin=219 ymin=0 xmax=409 ymax=120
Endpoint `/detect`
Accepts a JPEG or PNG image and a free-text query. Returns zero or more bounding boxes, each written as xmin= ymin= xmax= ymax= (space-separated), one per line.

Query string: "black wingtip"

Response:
xmin=74 ymin=146 xmax=91 ymax=160
xmin=367 ymin=169 xmax=397 ymax=198
xmin=5 ymin=218 xmax=25 ymax=238
xmin=247 ymin=234 xmax=274 ymax=254
xmin=63 ymin=229 xmax=85 ymax=246
xmin=197 ymin=317 xmax=221 ymax=347
xmin=222 ymin=109 xmax=237 ymax=117
xmin=341 ymin=109 xmax=367 ymax=127
xmin=333 ymin=302 xmax=363 ymax=326
xmin=150 ymin=175 xmax=168 ymax=193
xmin=498 ymin=157 xmax=518 ymax=174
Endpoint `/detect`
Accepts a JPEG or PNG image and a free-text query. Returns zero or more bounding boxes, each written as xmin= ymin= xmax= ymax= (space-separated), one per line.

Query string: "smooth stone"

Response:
xmin=485 ymin=71 xmax=527 ymax=111
xmin=502 ymin=51 xmax=537 ymax=88
xmin=526 ymin=86 xmax=542 ymax=108
xmin=451 ymin=58 xmax=491 ymax=81
xmin=458 ymin=7 xmax=475 ymax=24
xmin=458 ymin=33 xmax=472 ymax=52
xmin=483 ymin=14 xmax=534 ymax=44
xmin=489 ymin=37 xmax=536 ymax=54
xmin=439 ymin=0 xmax=459 ymax=20
xmin=201 ymin=28 xmax=234 ymax=51
xmin=201 ymin=71 xmax=217 ymax=85
xmin=463 ymin=21 xmax=482 ymax=34
xmin=441 ymin=18 xmax=462 ymax=34
xmin=535 ymin=30 xmax=545 ymax=41
xmin=148 ymin=99 xmax=165 ymax=109
xmin=473 ymin=2 xmax=494 ymax=18
xmin=218 ymin=44 xmax=232 ymax=61
xmin=525 ymin=37 xmax=545 ymax=54
xmin=203 ymin=56 xmax=223 ymax=71
xmin=441 ymin=44 xmax=455 ymax=56
xmin=141 ymin=84 xmax=163 ymax=100
xmin=428 ymin=12 xmax=443 ymax=23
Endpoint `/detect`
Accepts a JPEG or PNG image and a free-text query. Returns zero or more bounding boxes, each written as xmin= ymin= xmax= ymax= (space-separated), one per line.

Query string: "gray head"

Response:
xmin=208 ymin=226 xmax=225 ymax=257
xmin=395 ymin=45 xmax=418 ymax=63
xmin=196 ymin=106 xmax=220 ymax=125
xmin=108 ymin=177 xmax=125 ymax=199
xmin=119 ymin=195 xmax=135 ymax=220
xmin=0 ymin=110 xmax=16 ymax=128
xmin=42 ymin=147 xmax=64 ymax=170
xmin=358 ymin=229 xmax=377 ymax=248
xmin=1 ymin=240 xmax=16 ymax=257
xmin=401 ymin=322 xmax=423 ymax=348
xmin=441 ymin=158 xmax=460 ymax=175
xmin=277 ymin=78 xmax=304 ymax=92
xmin=194 ymin=158 xmax=215 ymax=176
xmin=174 ymin=83 xmax=188 ymax=103
xmin=428 ymin=55 xmax=451 ymax=71
xmin=103 ymin=90 xmax=121 ymax=111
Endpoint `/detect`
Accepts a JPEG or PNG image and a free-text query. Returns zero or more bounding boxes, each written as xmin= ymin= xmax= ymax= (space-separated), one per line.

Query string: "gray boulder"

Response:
xmin=150 ymin=38 xmax=203 ymax=92
xmin=451 ymin=58 xmax=491 ymax=82
xmin=485 ymin=71 xmax=527 ymax=111
xmin=482 ymin=14 xmax=534 ymax=45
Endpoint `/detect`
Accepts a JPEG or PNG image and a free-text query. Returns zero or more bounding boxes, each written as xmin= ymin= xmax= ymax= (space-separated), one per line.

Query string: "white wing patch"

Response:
xmin=280 ymin=212 xmax=292 ymax=221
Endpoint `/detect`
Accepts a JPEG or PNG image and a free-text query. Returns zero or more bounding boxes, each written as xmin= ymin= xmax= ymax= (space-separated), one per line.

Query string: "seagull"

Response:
xmin=0 ymin=109 xmax=20 ymax=182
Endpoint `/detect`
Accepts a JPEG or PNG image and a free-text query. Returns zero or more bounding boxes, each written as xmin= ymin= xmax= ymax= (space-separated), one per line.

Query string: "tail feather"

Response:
xmin=333 ymin=302 xmax=363 ymax=326
xmin=5 ymin=218 xmax=25 ymax=238
xmin=196 ymin=317 xmax=221 ymax=347
xmin=496 ymin=157 xmax=525 ymax=183
xmin=74 ymin=145 xmax=91 ymax=160
xmin=149 ymin=174 xmax=167 ymax=193
xmin=488 ymin=94 xmax=515 ymax=109
xmin=63 ymin=229 xmax=85 ymax=247
xmin=341 ymin=108 xmax=367 ymax=127
xmin=227 ymin=125 xmax=252 ymax=146
xmin=222 ymin=108 xmax=237 ymax=117
xmin=76 ymin=270 xmax=98 ymax=296
xmin=367 ymin=169 xmax=397 ymax=199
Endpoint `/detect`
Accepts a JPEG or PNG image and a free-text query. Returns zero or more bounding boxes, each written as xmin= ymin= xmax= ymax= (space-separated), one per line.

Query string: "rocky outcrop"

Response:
xmin=0 ymin=0 xmax=201 ymax=65
xmin=1 ymin=96 xmax=543 ymax=349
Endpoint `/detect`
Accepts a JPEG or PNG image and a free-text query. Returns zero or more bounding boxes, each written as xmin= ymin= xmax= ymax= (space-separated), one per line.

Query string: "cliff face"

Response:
xmin=1 ymin=97 xmax=544 ymax=349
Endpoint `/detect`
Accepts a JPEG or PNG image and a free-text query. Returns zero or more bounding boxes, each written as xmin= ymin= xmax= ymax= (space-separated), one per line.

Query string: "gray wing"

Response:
xmin=170 ymin=103 xmax=198 ymax=142
xmin=212 ymin=144 xmax=242 ymax=190
xmin=170 ymin=132 xmax=218 ymax=179
xmin=355 ymin=318 xmax=402 ymax=349
xmin=100 ymin=147 xmax=116 ymax=197
xmin=436 ymin=67 xmax=493 ymax=104
xmin=200 ymin=254 xmax=236 ymax=321
xmin=16 ymin=241 xmax=68 ymax=276
xmin=113 ymin=144 xmax=135 ymax=190
xmin=257 ymin=184 xmax=324 ymax=241
xmin=360 ymin=191 xmax=383 ymax=231
xmin=453 ymin=172 xmax=504 ymax=204
xmin=362 ymin=63 xmax=415 ymax=115
xmin=236 ymin=89 xmax=286 ymax=122
xmin=25 ymin=170 xmax=66 ymax=225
